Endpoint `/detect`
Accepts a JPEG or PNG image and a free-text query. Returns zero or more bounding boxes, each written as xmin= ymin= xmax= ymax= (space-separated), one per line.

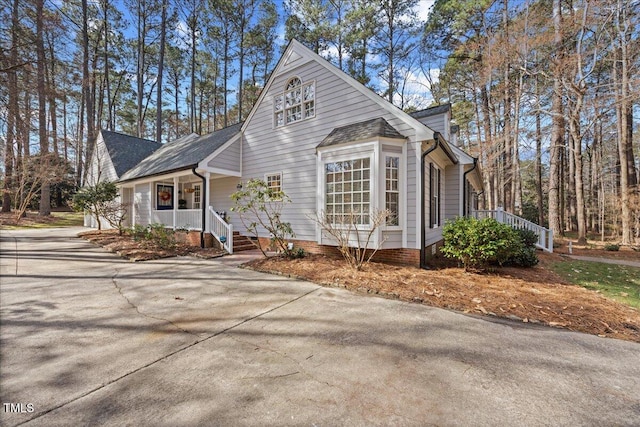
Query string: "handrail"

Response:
xmin=472 ymin=207 xmax=553 ymax=253
xmin=208 ymin=206 xmax=233 ymax=254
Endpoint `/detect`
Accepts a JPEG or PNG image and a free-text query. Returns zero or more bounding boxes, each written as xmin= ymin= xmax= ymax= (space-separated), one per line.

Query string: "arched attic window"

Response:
xmin=274 ymin=76 xmax=315 ymax=127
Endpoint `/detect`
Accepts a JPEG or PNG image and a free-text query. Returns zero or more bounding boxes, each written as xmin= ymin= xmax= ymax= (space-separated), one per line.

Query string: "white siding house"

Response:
xmin=85 ymin=39 xmax=483 ymax=266
xmin=83 ymin=130 xmax=160 ymax=228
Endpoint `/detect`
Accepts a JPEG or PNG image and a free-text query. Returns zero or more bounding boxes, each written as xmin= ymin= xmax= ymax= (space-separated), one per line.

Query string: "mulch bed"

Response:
xmin=245 ymin=252 xmax=640 ymax=343
xmin=78 ymin=229 xmax=225 ymax=261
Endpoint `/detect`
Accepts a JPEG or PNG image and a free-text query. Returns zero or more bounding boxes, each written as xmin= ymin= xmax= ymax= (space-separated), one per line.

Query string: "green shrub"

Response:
xmin=284 ymin=247 xmax=306 ymax=259
xmin=146 ymin=223 xmax=176 ymax=250
xmin=129 ymin=224 xmax=149 ymax=241
xmin=127 ymin=224 xmax=176 ymax=249
xmin=506 ymin=228 xmax=539 ymax=267
xmin=604 ymin=244 xmax=620 ymax=251
xmin=441 ymin=217 xmax=520 ymax=270
xmin=515 ymin=228 xmax=539 ymax=248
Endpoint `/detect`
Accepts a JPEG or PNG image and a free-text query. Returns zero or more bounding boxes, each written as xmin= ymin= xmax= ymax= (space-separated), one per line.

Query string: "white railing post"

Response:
xmin=496 ymin=206 xmax=504 ymax=223
xmin=548 ymin=229 xmax=554 ymax=253
xmin=208 ymin=206 xmax=233 ymax=254
xmin=173 ymin=177 xmax=178 ymax=230
xmin=205 ymin=172 xmax=211 ymax=233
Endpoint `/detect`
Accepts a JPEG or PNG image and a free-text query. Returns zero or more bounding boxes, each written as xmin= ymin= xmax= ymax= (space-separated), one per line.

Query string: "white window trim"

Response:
xmin=319 ymin=152 xmax=375 ymax=231
xmin=264 ymin=172 xmax=283 ymax=192
xmin=382 ymin=153 xmax=402 ymax=230
xmin=273 ymin=76 xmax=316 ymax=128
xmin=430 ymin=162 xmax=442 ymax=229
xmin=192 ymin=183 xmax=201 ymax=209
xmin=324 ymin=156 xmax=373 ymax=228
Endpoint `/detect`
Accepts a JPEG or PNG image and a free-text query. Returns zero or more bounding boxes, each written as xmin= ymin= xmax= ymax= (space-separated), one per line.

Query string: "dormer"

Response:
xmin=409 ymin=104 xmax=452 ymax=143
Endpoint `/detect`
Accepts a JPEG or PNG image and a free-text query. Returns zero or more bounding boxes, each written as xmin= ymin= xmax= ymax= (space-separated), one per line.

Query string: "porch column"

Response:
xmin=148 ymin=182 xmax=153 ymax=224
xmin=173 ymin=176 xmax=178 ymax=230
xmin=130 ymin=187 xmax=136 ymax=226
xmin=204 ymin=172 xmax=211 ymax=232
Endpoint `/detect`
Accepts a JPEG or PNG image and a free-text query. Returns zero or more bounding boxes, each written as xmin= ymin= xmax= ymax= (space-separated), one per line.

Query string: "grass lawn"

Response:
xmin=0 ymin=211 xmax=84 ymax=229
xmin=551 ymin=260 xmax=640 ymax=309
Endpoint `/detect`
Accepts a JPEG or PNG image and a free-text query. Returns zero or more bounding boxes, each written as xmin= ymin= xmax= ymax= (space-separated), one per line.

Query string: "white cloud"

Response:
xmin=173 ymin=20 xmax=194 ymax=50
xmin=415 ymin=0 xmax=436 ymax=22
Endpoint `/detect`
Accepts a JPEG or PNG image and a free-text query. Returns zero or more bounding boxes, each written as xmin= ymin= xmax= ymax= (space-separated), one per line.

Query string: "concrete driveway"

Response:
xmin=1 ymin=228 xmax=639 ymax=426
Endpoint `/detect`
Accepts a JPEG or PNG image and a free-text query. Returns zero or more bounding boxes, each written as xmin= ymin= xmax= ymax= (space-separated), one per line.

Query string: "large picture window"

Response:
xmin=385 ymin=156 xmax=400 ymax=226
xmin=274 ymin=77 xmax=315 ymax=127
xmin=325 ymin=158 xmax=370 ymax=225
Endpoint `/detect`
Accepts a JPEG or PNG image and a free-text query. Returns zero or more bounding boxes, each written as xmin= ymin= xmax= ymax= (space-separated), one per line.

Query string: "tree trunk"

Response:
xmin=615 ymin=0 xmax=633 ymax=244
xmin=548 ymin=0 xmax=564 ymax=236
xmin=535 ymin=75 xmax=544 ymax=226
xmin=156 ymin=0 xmax=167 ymax=143
xmin=136 ymin=0 xmax=145 ymax=137
xmin=103 ymin=0 xmax=113 ymax=130
xmin=3 ymin=0 xmax=20 ymax=212
xmin=36 ymin=0 xmax=50 ymax=216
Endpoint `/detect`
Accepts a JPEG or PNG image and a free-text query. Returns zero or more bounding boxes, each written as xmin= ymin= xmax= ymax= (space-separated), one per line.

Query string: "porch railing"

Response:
xmin=151 ymin=209 xmax=202 ymax=230
xmin=176 ymin=209 xmax=202 ymax=230
xmin=473 ymin=207 xmax=553 ymax=253
xmin=151 ymin=210 xmax=173 ymax=227
xmin=208 ymin=206 xmax=233 ymax=254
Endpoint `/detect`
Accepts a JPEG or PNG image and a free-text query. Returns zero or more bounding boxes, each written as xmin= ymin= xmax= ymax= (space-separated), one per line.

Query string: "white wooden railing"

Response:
xmin=208 ymin=206 xmax=233 ymax=254
xmin=151 ymin=209 xmax=202 ymax=230
xmin=176 ymin=209 xmax=202 ymax=230
xmin=151 ymin=210 xmax=173 ymax=226
xmin=473 ymin=207 xmax=553 ymax=253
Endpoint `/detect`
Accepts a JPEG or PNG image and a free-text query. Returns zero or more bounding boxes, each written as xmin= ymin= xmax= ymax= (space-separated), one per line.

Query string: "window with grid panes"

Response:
xmin=192 ymin=184 xmax=201 ymax=209
xmin=385 ymin=156 xmax=399 ymax=226
xmin=274 ymin=77 xmax=315 ymax=127
xmin=266 ymin=173 xmax=282 ymax=192
xmin=325 ymin=158 xmax=371 ymax=225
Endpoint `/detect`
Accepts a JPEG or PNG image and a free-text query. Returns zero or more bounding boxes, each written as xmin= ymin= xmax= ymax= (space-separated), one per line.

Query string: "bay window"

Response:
xmin=325 ymin=158 xmax=370 ymax=225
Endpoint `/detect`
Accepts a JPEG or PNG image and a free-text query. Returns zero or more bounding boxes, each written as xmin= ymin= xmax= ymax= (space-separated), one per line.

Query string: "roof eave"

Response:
xmin=118 ymin=164 xmax=199 ymax=184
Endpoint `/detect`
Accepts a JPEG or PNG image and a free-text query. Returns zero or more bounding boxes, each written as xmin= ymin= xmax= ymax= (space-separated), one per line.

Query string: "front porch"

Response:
xmin=151 ymin=209 xmax=202 ymax=231
xmin=122 ymin=172 xmax=238 ymax=254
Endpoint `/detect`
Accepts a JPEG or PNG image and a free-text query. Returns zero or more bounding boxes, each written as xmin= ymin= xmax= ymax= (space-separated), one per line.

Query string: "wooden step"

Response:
xmin=232 ymin=234 xmax=257 ymax=252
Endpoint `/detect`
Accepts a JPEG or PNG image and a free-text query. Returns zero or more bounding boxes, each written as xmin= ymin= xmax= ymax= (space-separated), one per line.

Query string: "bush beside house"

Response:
xmin=442 ymin=217 xmax=538 ymax=271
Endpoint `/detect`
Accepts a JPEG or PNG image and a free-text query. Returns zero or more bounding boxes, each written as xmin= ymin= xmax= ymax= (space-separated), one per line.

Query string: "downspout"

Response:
xmin=420 ymin=132 xmax=441 ymax=269
xmin=462 ymin=157 xmax=478 ymax=217
xmin=192 ymin=167 xmax=207 ymax=248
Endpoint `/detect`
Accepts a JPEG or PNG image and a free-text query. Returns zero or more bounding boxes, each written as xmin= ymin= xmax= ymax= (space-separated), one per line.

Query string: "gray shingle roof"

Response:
xmin=317 ymin=118 xmax=406 ymax=148
xmin=100 ymin=130 xmax=161 ymax=177
xmin=409 ymin=103 xmax=451 ymax=120
xmin=120 ymin=122 xmax=243 ymax=181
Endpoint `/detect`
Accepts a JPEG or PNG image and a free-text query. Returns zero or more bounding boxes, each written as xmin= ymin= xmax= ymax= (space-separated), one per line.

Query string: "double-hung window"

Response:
xmin=429 ymin=163 xmax=441 ymax=228
xmin=266 ymin=173 xmax=282 ymax=192
xmin=385 ymin=156 xmax=400 ymax=226
xmin=325 ymin=158 xmax=370 ymax=225
xmin=274 ymin=77 xmax=315 ymax=127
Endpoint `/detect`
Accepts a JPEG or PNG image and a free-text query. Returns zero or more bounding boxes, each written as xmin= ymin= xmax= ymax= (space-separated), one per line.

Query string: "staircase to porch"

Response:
xmin=472 ymin=207 xmax=554 ymax=253
xmin=232 ymin=232 xmax=258 ymax=253
xmin=208 ymin=206 xmax=257 ymax=254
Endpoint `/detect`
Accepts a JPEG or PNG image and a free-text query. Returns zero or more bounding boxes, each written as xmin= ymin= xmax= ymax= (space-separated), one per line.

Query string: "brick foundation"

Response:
xmin=255 ymin=237 xmax=421 ymax=267
xmin=423 ymin=240 xmax=445 ymax=263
